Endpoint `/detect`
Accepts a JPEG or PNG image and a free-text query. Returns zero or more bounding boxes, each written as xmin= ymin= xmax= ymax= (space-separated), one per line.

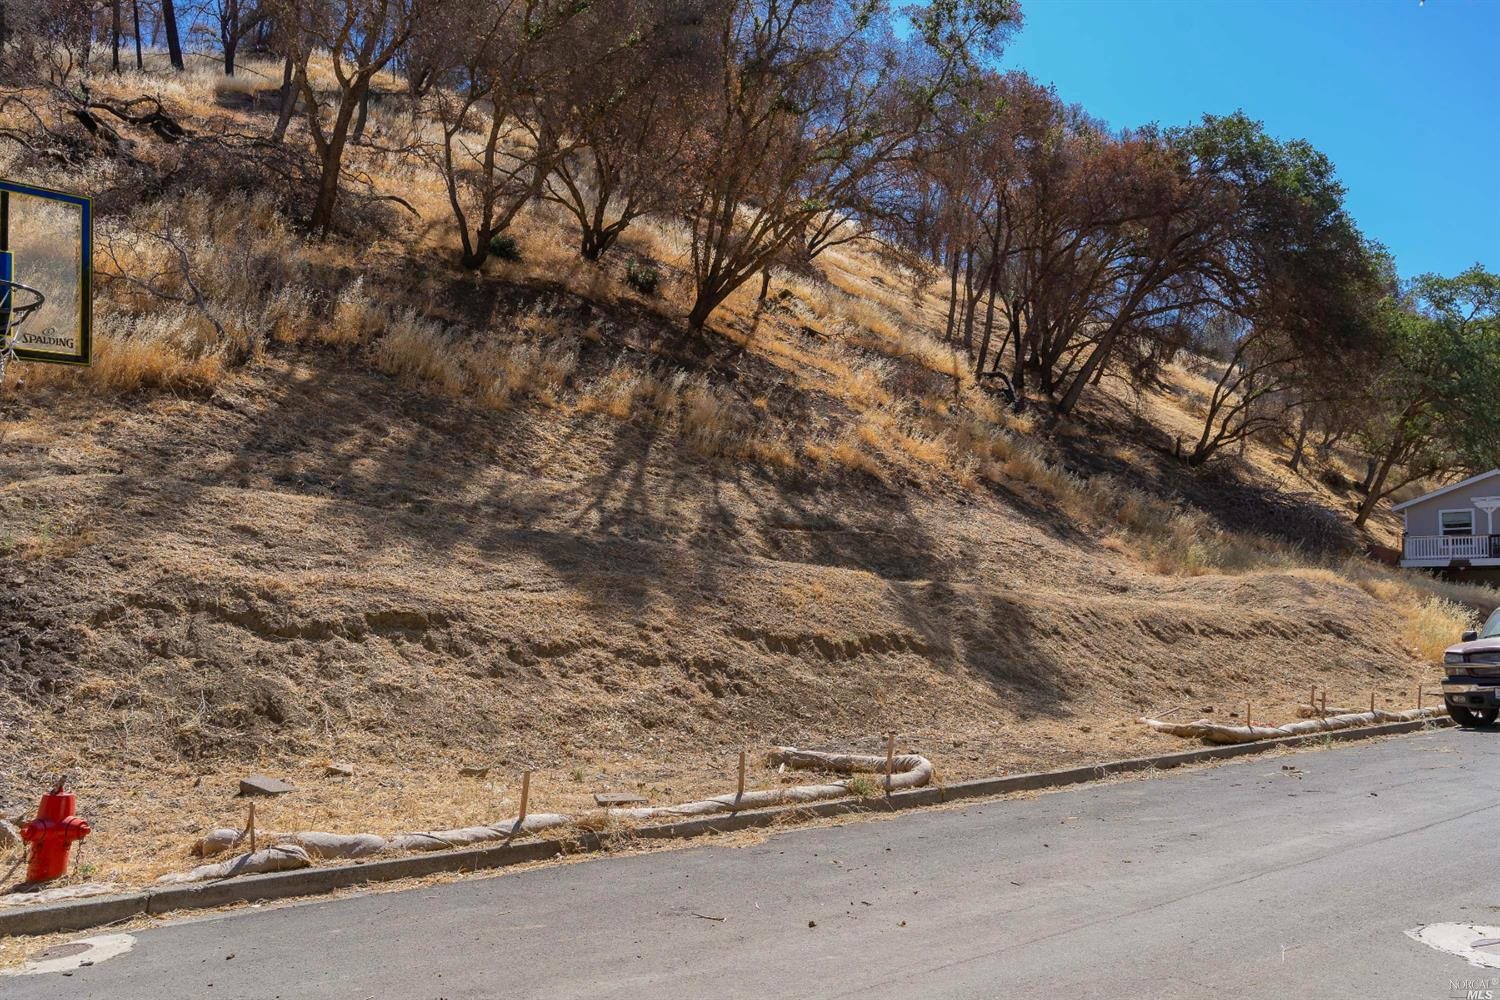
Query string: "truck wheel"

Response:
xmin=1447 ymin=704 xmax=1499 ymax=727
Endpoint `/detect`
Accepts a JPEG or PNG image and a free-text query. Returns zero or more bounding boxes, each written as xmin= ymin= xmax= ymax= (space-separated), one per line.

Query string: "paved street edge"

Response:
xmin=0 ymin=716 xmax=1450 ymax=938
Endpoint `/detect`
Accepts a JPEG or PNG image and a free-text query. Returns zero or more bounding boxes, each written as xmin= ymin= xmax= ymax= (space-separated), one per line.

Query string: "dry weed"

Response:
xmin=370 ymin=311 xmax=467 ymax=395
xmin=325 ymin=278 xmax=389 ymax=346
xmin=477 ymin=340 xmax=579 ymax=409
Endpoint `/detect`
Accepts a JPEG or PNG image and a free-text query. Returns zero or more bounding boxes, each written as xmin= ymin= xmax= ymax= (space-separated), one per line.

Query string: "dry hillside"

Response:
xmin=0 ymin=62 xmax=1494 ymax=885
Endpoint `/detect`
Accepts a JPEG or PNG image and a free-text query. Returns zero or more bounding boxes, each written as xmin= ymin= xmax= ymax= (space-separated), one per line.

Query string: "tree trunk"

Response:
xmin=162 ymin=0 xmax=185 ymax=71
xmin=579 ymin=224 xmax=622 ymax=262
xmin=111 ymin=0 xmax=122 ymax=72
xmin=352 ymin=87 xmax=371 ymax=144
xmin=131 ymin=0 xmax=143 ymax=69
xmin=974 ymin=280 xmax=998 ymax=375
xmin=222 ymin=0 xmax=239 ymax=74
xmin=530 ymin=120 xmax=555 ymax=204
xmin=1289 ymin=410 xmax=1309 ymax=472
xmin=943 ymin=249 xmax=960 ymax=343
xmin=757 ymin=269 xmax=771 ymax=304
xmin=1354 ymin=446 xmax=1401 ymax=527
xmin=688 ymin=287 xmax=729 ymax=330
xmin=309 ymin=87 xmax=366 ymax=236
xmin=1055 ymin=275 xmax=1160 ymax=415
xmin=1010 ymin=313 xmax=1027 ymax=402
xmin=960 ymin=248 xmax=977 ymax=353
xmin=580 ymin=230 xmax=604 ymax=261
xmin=271 ymin=57 xmax=297 ymax=144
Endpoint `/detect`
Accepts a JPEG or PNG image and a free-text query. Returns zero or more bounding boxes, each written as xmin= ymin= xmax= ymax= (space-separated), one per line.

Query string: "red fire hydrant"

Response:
xmin=20 ymin=779 xmax=91 ymax=883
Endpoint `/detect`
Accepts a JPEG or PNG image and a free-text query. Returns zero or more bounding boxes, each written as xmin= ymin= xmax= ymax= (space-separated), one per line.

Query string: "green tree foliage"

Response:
xmin=1354 ymin=266 xmax=1500 ymax=526
xmin=1172 ymin=113 xmax=1387 ymax=464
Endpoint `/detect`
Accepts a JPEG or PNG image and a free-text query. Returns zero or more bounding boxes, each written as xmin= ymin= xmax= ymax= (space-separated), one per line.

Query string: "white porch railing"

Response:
xmin=1404 ymin=535 xmax=1497 ymax=561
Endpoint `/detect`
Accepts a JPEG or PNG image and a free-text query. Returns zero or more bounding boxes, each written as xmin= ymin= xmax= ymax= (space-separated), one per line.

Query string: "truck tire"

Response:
xmin=1446 ymin=704 xmax=1499 ymax=727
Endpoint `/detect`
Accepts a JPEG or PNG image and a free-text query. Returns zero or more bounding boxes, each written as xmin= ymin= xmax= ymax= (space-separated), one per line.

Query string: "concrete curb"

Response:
xmin=0 ymin=715 xmax=1450 ymax=938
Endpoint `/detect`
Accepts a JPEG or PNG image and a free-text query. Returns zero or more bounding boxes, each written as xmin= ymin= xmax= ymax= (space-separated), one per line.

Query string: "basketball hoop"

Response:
xmin=0 ymin=177 xmax=93 ymax=374
xmin=0 ymin=276 xmax=46 ymax=385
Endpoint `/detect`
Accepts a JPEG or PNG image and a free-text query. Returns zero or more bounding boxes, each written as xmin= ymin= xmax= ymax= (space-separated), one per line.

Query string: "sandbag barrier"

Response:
xmin=1140 ymin=706 xmax=1445 ymax=745
xmin=169 ymin=746 xmax=932 ymax=883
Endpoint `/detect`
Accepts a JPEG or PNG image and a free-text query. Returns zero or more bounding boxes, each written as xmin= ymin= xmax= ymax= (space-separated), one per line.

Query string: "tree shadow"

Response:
xmin=1052 ymin=387 xmax=1358 ymax=557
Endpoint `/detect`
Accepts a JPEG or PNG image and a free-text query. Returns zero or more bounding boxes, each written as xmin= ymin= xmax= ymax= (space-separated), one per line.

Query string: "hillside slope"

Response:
xmin=0 ymin=342 xmax=1461 ymax=882
xmin=0 ymin=65 xmax=1488 ymax=884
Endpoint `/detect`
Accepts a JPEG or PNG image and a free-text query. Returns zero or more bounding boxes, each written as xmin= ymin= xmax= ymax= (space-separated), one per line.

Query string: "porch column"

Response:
xmin=1475 ymin=497 xmax=1500 ymax=536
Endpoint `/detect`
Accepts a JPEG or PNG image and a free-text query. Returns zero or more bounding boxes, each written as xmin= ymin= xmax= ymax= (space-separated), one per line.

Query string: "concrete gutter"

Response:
xmin=0 ymin=715 xmax=1449 ymax=938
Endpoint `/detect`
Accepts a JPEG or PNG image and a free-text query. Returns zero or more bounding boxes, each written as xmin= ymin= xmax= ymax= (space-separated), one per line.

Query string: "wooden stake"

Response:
xmin=1245 ymin=701 xmax=1251 ymax=730
xmin=884 ymin=732 xmax=896 ymax=792
xmin=517 ymin=770 xmax=531 ymax=826
xmin=1309 ymin=685 xmax=1316 ymax=711
xmin=247 ymin=801 xmax=256 ymax=853
xmin=1417 ymin=683 xmax=1423 ymax=710
xmin=1370 ymin=691 xmax=1376 ymax=715
xmin=1320 ymin=690 xmax=1327 ymax=716
xmin=736 ymin=750 xmax=747 ymax=806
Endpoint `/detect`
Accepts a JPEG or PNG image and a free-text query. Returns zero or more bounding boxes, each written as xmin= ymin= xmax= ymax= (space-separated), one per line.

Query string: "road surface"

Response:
xmin=8 ymin=728 xmax=1500 ymax=999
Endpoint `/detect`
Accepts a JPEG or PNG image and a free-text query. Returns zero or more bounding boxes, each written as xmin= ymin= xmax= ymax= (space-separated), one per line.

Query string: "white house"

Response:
xmin=1393 ymin=469 xmax=1500 ymax=568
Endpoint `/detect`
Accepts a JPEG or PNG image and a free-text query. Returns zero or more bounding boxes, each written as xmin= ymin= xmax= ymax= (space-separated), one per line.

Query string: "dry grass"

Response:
xmin=9 ymin=190 xmax=316 ymax=393
xmin=1401 ymin=596 xmax=1479 ymax=662
xmin=575 ymin=361 xmax=645 ymax=420
xmin=370 ymin=311 xmax=467 ymax=395
xmin=1 ymin=48 xmax=1493 ymax=904
xmin=477 ymin=340 xmax=579 ymax=409
xmin=87 ymin=321 xmax=228 ymax=394
xmin=1307 ymin=558 xmax=1491 ymax=662
xmin=324 ymin=278 xmax=389 ymax=346
xmin=805 ymin=428 xmax=885 ymax=479
xmin=807 ymin=387 xmax=1293 ymax=579
xmin=572 ymin=361 xmax=789 ymax=464
xmin=0 ymin=139 xmax=1468 ymax=598
xmin=14 ymin=311 xmax=227 ymax=396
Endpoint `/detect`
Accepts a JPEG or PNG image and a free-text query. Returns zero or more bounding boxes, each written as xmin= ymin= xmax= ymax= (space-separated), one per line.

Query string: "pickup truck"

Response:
xmin=1442 ymin=608 xmax=1500 ymax=727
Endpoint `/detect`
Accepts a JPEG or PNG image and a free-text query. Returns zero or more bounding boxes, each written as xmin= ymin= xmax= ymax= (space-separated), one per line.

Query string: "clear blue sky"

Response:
xmin=1002 ymin=0 xmax=1498 ymax=280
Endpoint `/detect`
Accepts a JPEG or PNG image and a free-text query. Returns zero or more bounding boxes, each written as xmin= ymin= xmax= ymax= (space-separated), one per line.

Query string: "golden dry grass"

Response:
xmin=370 ymin=310 xmax=467 ymax=394
xmin=1 ymin=49 xmax=1493 ymax=902
xmin=3 ymin=105 xmax=1480 ymax=598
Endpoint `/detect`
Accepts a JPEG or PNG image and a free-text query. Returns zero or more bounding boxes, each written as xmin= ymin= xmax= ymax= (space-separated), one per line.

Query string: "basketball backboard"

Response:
xmin=0 ymin=178 xmax=92 ymax=367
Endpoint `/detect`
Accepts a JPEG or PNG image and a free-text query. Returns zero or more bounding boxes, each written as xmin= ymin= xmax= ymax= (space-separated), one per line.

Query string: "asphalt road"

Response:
xmin=8 ymin=728 xmax=1500 ymax=1000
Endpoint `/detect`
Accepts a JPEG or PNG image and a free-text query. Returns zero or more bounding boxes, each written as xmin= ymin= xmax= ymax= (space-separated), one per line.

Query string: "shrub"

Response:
xmin=576 ymin=363 xmax=645 ymax=420
xmin=681 ymin=378 xmax=737 ymax=455
xmin=477 ymin=340 xmax=579 ymax=409
xmin=488 ymin=234 xmax=521 ymax=261
xmin=1403 ymin=596 xmax=1479 ymax=663
xmin=326 ymin=278 xmax=387 ymax=346
xmin=370 ymin=310 xmax=466 ymax=395
xmin=624 ymin=257 xmax=661 ymax=295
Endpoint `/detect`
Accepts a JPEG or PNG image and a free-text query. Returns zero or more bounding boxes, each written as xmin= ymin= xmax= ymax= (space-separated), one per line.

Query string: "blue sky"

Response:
xmin=1002 ymin=0 xmax=1498 ymax=280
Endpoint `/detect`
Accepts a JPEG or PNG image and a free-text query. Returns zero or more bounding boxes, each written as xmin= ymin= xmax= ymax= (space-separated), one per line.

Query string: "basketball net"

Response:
xmin=0 ymin=278 xmax=44 ymax=387
xmin=0 ymin=285 xmax=15 ymax=386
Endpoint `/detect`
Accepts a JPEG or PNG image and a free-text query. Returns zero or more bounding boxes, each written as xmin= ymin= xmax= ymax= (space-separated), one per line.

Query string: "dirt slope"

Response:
xmin=0 ymin=345 xmax=1438 ymax=882
xmin=0 ymin=65 xmax=1466 ymax=880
